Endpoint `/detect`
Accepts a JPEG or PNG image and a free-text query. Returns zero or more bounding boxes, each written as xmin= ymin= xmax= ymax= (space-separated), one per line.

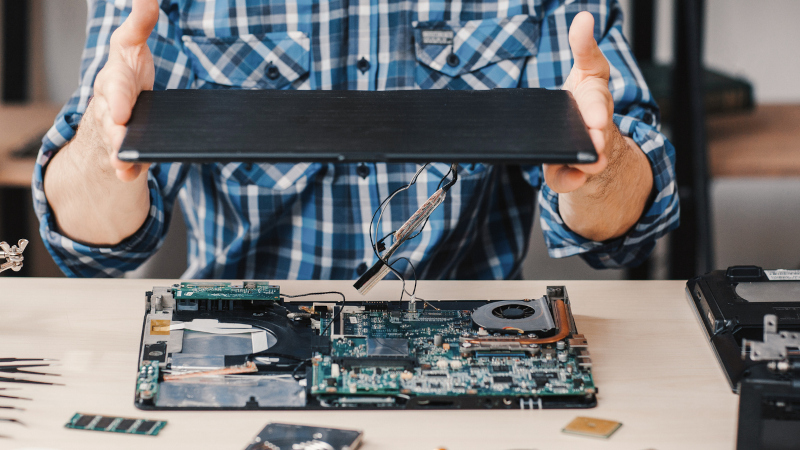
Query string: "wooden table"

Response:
xmin=708 ymin=104 xmax=800 ymax=178
xmin=0 ymin=279 xmax=739 ymax=449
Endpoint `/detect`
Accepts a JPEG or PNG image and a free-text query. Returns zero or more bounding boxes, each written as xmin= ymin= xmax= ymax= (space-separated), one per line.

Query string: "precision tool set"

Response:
xmin=0 ymin=358 xmax=61 ymax=438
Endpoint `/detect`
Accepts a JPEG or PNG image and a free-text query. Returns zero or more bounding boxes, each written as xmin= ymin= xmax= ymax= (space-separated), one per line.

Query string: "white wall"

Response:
xmin=629 ymin=0 xmax=800 ymax=104
xmin=712 ymin=178 xmax=800 ymax=270
xmin=704 ymin=0 xmax=800 ymax=103
xmin=42 ymin=0 xmax=86 ymax=104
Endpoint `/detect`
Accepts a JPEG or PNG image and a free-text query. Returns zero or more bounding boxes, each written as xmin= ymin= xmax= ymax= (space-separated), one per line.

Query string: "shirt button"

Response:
xmin=267 ymin=65 xmax=281 ymax=80
xmin=357 ymin=57 xmax=371 ymax=74
xmin=446 ymin=53 xmax=460 ymax=67
xmin=357 ymin=263 xmax=369 ymax=275
xmin=356 ymin=164 xmax=370 ymax=179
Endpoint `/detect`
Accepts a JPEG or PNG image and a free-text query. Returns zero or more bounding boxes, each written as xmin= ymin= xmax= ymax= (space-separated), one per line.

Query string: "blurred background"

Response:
xmin=1 ymin=0 xmax=799 ymax=280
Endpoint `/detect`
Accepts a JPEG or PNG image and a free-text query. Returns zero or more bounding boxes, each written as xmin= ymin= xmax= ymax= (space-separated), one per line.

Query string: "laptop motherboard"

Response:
xmin=135 ymin=283 xmax=596 ymax=410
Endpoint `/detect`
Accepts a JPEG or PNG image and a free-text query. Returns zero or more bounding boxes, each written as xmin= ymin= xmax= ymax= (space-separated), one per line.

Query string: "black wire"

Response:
xmin=367 ymin=163 xmax=459 ymax=300
xmin=376 ymin=231 xmax=396 ymax=251
xmin=408 ymin=164 xmax=458 ymax=241
xmin=369 ymin=164 xmax=428 ymax=261
xmin=319 ymin=295 xmax=347 ymax=338
xmin=407 ymin=217 xmax=430 ymax=241
xmin=442 ymin=163 xmax=459 ymax=191
xmin=367 ymin=164 xmax=429 ymax=299
xmin=291 ymin=359 xmax=312 ymax=380
xmin=389 ymin=256 xmax=418 ymax=298
xmin=406 ymin=164 xmax=459 ymax=241
xmin=437 ymin=163 xmax=458 ymax=191
xmin=280 ymin=291 xmax=346 ymax=303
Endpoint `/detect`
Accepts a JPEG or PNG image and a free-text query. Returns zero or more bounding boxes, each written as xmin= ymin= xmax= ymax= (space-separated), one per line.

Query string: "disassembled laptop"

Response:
xmin=135 ymin=283 xmax=596 ymax=410
xmin=687 ymin=266 xmax=800 ymax=448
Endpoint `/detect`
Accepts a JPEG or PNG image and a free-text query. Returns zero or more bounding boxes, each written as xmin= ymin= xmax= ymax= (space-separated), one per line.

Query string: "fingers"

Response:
xmin=543 ymin=158 xmax=610 ymax=193
xmin=85 ymin=2 xmax=157 ymax=184
xmin=116 ymin=162 xmax=151 ymax=183
xmin=92 ymin=70 xmax=147 ymax=183
xmin=95 ymin=62 xmax=139 ymax=126
xmin=113 ymin=0 xmax=160 ymax=48
xmin=550 ymin=11 xmax=615 ymax=193
xmin=568 ymin=11 xmax=609 ymax=81
xmin=573 ymin=78 xmax=613 ymax=158
xmin=542 ymin=164 xmax=587 ymax=194
xmin=574 ymin=80 xmax=611 ymax=130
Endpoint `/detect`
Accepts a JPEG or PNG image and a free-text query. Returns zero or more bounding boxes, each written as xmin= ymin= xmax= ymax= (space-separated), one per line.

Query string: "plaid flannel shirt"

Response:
xmin=33 ymin=0 xmax=679 ymax=279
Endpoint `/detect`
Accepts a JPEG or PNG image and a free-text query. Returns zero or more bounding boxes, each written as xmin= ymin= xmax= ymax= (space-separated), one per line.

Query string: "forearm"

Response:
xmin=558 ymin=126 xmax=653 ymax=242
xmin=43 ymin=101 xmax=151 ymax=246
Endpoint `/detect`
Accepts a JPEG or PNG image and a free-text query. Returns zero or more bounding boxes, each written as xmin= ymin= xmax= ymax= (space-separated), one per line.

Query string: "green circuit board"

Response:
xmin=174 ymin=281 xmax=280 ymax=301
xmin=311 ymin=310 xmax=594 ymax=405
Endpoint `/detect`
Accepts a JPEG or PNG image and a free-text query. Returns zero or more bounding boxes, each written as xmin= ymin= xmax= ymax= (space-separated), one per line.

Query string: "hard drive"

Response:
xmin=244 ymin=423 xmax=363 ymax=450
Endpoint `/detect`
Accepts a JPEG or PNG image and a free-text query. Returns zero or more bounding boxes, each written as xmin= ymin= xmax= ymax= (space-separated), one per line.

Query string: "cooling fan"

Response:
xmin=471 ymin=298 xmax=557 ymax=334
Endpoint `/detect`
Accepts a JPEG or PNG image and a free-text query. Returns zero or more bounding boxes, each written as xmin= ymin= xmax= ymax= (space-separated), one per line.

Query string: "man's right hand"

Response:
xmin=93 ymin=0 xmax=158 ymax=181
xmin=43 ymin=0 xmax=160 ymax=246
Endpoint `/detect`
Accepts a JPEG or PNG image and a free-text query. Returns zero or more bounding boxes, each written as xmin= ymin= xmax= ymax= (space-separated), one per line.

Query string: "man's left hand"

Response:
xmin=542 ymin=11 xmax=653 ymax=242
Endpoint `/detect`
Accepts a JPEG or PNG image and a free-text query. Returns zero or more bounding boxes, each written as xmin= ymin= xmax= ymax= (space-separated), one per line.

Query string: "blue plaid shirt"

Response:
xmin=33 ymin=0 xmax=678 ymax=279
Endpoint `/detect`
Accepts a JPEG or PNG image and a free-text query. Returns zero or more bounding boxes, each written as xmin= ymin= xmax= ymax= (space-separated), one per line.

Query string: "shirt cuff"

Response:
xmin=33 ymin=125 xmax=166 ymax=277
xmin=538 ymin=113 xmax=680 ymax=269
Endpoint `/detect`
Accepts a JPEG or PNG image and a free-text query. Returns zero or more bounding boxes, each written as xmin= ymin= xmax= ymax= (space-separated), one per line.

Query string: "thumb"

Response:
xmin=569 ymin=11 xmax=608 ymax=80
xmin=114 ymin=0 xmax=159 ymax=47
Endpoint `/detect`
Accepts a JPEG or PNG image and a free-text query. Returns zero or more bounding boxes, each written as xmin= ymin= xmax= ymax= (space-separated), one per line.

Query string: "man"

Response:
xmin=34 ymin=0 xmax=678 ymax=280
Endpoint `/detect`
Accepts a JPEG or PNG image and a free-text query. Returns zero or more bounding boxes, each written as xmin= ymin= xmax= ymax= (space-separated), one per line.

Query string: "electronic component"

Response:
xmin=244 ymin=423 xmax=363 ymax=450
xmin=135 ymin=284 xmax=595 ymax=410
xmin=65 ymin=413 xmax=166 ymax=436
xmin=562 ymin=416 xmax=622 ymax=439
xmin=175 ymin=281 xmax=279 ymax=301
xmin=136 ymin=360 xmax=160 ymax=405
xmin=470 ymin=298 xmax=555 ymax=333
xmin=366 ymin=338 xmax=409 ymax=357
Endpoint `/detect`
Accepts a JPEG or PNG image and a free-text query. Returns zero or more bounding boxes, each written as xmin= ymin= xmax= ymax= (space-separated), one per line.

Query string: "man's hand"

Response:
xmin=542 ymin=11 xmax=653 ymax=242
xmin=44 ymin=0 xmax=159 ymax=245
xmin=92 ymin=0 xmax=158 ymax=181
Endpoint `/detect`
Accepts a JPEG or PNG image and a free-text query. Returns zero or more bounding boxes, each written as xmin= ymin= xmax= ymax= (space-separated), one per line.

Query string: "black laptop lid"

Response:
xmin=118 ymin=88 xmax=597 ymax=164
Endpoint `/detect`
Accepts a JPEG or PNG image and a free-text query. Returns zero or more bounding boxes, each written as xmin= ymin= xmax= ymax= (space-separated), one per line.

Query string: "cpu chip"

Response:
xmin=562 ymin=416 xmax=622 ymax=439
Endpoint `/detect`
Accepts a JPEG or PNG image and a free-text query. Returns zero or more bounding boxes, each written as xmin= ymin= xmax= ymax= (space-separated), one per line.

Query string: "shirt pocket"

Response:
xmin=413 ymin=14 xmax=540 ymax=90
xmin=182 ymin=32 xmax=311 ymax=90
xmin=426 ymin=162 xmax=488 ymax=181
xmin=217 ymin=162 xmax=324 ymax=192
